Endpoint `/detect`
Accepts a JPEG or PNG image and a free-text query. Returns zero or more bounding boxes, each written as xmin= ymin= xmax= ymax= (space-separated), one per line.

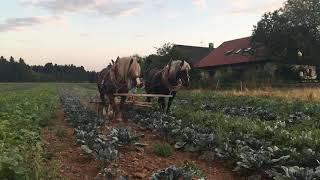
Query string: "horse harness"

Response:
xmin=100 ymin=60 xmax=134 ymax=92
xmin=146 ymin=66 xmax=183 ymax=94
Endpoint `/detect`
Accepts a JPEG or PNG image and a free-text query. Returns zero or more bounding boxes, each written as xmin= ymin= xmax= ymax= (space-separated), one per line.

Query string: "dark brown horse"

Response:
xmin=97 ymin=57 xmax=142 ymax=121
xmin=144 ymin=60 xmax=191 ymax=112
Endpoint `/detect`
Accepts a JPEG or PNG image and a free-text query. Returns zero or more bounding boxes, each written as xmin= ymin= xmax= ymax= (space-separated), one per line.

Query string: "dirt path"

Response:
xmin=42 ymin=108 xmax=100 ymax=180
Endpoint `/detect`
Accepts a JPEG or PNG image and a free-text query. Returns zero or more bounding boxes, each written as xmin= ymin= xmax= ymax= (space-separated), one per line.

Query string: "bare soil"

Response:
xmin=42 ymin=108 xmax=100 ymax=180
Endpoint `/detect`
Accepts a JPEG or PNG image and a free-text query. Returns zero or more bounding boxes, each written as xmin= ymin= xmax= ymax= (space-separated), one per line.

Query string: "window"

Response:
xmin=244 ymin=47 xmax=252 ymax=52
xmin=224 ymin=50 xmax=234 ymax=55
xmin=235 ymin=49 xmax=242 ymax=54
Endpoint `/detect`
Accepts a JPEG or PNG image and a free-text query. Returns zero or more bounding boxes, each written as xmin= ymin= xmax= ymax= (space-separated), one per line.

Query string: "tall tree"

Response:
xmin=252 ymin=0 xmax=320 ymax=64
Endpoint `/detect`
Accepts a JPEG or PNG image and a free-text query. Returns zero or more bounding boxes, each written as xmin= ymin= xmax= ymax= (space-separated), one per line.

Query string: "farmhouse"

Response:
xmin=196 ymin=37 xmax=317 ymax=82
xmin=172 ymin=44 xmax=213 ymax=67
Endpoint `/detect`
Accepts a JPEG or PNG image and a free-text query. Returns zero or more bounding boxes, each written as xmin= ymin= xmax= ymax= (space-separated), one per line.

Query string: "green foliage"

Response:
xmin=153 ymin=141 xmax=173 ymax=157
xmin=156 ymin=43 xmax=174 ymax=56
xmin=252 ymin=0 xmax=320 ymax=64
xmin=174 ymin=91 xmax=320 ymax=150
xmin=181 ymin=161 xmax=205 ymax=178
xmin=0 ymin=84 xmax=59 ymax=179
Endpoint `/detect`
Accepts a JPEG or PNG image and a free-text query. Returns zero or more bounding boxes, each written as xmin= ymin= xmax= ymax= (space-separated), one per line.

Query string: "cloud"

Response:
xmin=0 ymin=16 xmax=65 ymax=32
xmin=20 ymin=0 xmax=145 ymax=17
xmin=227 ymin=0 xmax=284 ymax=15
xmin=192 ymin=0 xmax=207 ymax=9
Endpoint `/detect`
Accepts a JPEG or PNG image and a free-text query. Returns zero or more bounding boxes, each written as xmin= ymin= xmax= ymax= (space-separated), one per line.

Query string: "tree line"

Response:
xmin=0 ymin=56 xmax=97 ymax=82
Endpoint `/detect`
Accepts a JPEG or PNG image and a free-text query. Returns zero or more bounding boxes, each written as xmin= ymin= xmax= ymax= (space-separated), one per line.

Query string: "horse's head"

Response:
xmin=166 ymin=59 xmax=191 ymax=87
xmin=126 ymin=57 xmax=143 ymax=89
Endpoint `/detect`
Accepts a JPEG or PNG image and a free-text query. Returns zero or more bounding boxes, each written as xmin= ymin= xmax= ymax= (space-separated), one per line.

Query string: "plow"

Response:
xmin=114 ymin=93 xmax=172 ymax=107
xmin=90 ymin=93 xmax=173 ymax=116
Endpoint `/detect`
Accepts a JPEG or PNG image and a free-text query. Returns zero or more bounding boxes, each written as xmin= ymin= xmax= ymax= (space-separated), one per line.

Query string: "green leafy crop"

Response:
xmin=0 ymin=84 xmax=58 ymax=179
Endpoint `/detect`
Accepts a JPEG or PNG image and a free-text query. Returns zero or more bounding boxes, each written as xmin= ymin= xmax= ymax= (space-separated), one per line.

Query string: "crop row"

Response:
xmin=0 ymin=85 xmax=58 ymax=179
xmin=178 ymin=91 xmax=320 ymax=126
xmin=58 ymin=88 xmax=141 ymax=178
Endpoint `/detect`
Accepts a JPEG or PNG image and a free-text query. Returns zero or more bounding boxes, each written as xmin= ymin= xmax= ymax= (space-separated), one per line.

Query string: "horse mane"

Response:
xmin=164 ymin=60 xmax=191 ymax=80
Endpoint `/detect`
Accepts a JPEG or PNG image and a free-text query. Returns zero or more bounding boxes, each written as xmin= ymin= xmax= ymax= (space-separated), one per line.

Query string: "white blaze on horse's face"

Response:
xmin=135 ymin=77 xmax=141 ymax=87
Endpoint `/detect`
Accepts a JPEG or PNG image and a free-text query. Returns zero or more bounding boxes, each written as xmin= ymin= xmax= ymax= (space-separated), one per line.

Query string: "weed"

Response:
xmin=153 ymin=141 xmax=173 ymax=157
xmin=55 ymin=128 xmax=67 ymax=139
xmin=181 ymin=161 xmax=205 ymax=178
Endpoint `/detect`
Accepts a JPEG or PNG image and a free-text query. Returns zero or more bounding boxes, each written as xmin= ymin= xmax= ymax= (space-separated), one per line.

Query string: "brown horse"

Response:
xmin=97 ymin=57 xmax=142 ymax=121
xmin=144 ymin=59 xmax=191 ymax=113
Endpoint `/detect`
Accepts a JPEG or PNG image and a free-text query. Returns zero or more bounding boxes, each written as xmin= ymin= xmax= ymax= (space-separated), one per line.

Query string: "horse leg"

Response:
xmin=98 ymin=86 xmax=106 ymax=104
xmin=107 ymin=104 xmax=113 ymax=119
xmin=99 ymin=91 xmax=108 ymax=118
xmin=158 ymin=97 xmax=166 ymax=112
xmin=166 ymin=92 xmax=176 ymax=113
xmin=117 ymin=96 xmax=126 ymax=121
xmin=108 ymin=95 xmax=117 ymax=121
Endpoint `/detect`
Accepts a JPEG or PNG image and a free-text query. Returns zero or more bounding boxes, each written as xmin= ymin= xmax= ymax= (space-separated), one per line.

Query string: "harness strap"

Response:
xmin=102 ymin=59 xmax=135 ymax=92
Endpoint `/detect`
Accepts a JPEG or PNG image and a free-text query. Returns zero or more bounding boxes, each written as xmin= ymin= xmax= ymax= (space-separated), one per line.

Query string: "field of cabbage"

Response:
xmin=2 ymin=83 xmax=320 ymax=179
xmin=0 ymin=84 xmax=58 ymax=179
xmin=74 ymin=83 xmax=320 ymax=179
xmin=72 ymin=84 xmax=320 ymax=179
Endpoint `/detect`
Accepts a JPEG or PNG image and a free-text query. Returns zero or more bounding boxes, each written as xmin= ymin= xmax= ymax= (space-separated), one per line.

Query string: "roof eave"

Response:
xmin=196 ymin=59 xmax=269 ymax=69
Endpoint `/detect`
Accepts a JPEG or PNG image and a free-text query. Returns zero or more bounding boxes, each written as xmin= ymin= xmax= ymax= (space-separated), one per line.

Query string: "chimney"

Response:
xmin=209 ymin=43 xmax=214 ymax=51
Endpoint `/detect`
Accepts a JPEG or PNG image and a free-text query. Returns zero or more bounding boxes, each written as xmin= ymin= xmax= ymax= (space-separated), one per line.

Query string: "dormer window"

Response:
xmin=235 ymin=49 xmax=242 ymax=54
xmin=244 ymin=47 xmax=252 ymax=52
xmin=225 ymin=50 xmax=234 ymax=55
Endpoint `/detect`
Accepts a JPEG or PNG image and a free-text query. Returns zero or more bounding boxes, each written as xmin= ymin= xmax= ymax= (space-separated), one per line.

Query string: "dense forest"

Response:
xmin=0 ymin=56 xmax=97 ymax=82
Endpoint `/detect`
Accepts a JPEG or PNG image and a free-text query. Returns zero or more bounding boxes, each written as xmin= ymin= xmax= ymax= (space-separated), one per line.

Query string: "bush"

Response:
xmin=181 ymin=161 xmax=205 ymax=178
xmin=153 ymin=142 xmax=173 ymax=157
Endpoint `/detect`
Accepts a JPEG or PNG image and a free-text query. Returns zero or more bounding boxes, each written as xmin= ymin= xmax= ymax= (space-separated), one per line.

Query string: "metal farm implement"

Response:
xmin=90 ymin=93 xmax=172 ymax=116
xmin=114 ymin=93 xmax=172 ymax=107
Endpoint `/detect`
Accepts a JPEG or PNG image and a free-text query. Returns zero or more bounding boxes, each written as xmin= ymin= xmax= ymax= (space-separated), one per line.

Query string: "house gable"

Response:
xmin=197 ymin=37 xmax=266 ymax=69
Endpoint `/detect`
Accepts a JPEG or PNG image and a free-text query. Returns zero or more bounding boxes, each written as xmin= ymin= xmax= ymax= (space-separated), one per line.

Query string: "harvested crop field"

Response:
xmin=2 ymin=83 xmax=320 ymax=179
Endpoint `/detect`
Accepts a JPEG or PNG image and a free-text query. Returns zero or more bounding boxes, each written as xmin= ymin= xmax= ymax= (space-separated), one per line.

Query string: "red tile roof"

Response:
xmin=197 ymin=37 xmax=266 ymax=68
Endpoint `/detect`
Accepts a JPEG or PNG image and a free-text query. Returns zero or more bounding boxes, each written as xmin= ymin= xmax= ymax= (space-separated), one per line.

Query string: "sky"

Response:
xmin=0 ymin=0 xmax=286 ymax=71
